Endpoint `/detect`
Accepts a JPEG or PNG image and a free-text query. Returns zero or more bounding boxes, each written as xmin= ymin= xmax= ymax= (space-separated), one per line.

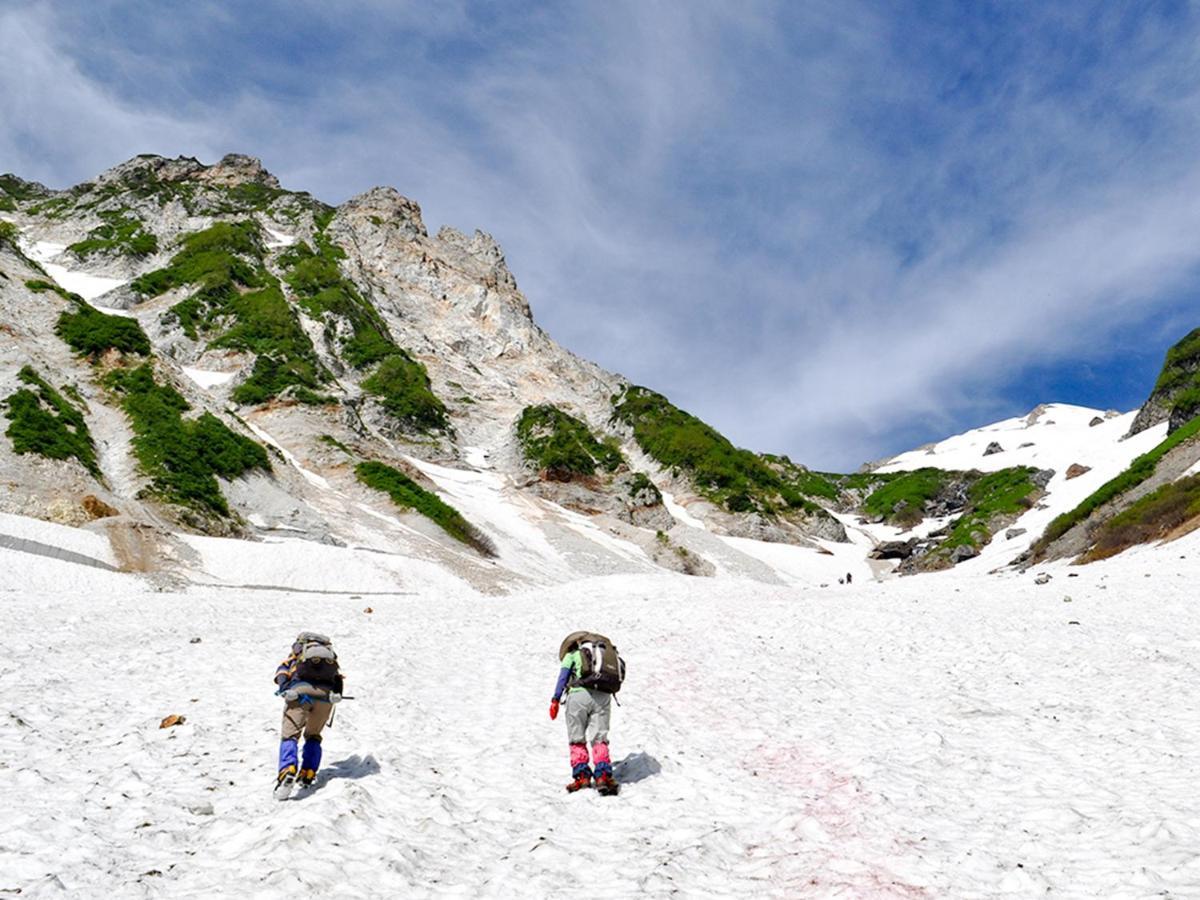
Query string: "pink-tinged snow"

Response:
xmin=871 ymin=404 xmax=1170 ymax=569
xmin=20 ymin=240 xmax=128 ymax=308
xmin=3 ymin=509 xmax=1200 ymax=897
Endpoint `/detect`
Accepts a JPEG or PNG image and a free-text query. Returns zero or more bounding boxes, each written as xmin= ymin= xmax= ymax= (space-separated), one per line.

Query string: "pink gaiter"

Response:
xmin=591 ymin=742 xmax=611 ymax=765
xmin=569 ymin=743 xmax=589 ymax=767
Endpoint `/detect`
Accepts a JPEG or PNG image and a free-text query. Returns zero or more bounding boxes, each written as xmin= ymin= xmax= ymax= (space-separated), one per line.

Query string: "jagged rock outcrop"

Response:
xmin=1127 ymin=327 xmax=1200 ymax=437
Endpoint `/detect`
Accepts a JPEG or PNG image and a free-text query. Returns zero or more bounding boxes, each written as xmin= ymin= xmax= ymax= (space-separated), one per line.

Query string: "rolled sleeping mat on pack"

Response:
xmin=287 ymin=681 xmax=330 ymax=699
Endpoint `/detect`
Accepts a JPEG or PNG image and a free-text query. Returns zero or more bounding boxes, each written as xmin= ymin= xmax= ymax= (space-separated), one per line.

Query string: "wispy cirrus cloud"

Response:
xmin=4 ymin=1 xmax=1200 ymax=468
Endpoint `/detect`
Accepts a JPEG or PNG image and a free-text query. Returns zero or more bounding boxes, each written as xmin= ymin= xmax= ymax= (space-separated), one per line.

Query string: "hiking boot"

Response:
xmin=595 ymin=772 xmax=619 ymax=796
xmin=297 ymin=768 xmax=317 ymax=787
xmin=565 ymin=772 xmax=593 ymax=793
xmin=273 ymin=766 xmax=297 ymax=801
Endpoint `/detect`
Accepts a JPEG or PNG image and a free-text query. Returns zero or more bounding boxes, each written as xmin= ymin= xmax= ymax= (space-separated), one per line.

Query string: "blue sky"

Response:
xmin=3 ymin=1 xmax=1199 ymax=470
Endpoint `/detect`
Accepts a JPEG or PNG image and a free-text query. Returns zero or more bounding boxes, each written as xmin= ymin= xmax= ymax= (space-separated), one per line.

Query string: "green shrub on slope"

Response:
xmin=67 ymin=210 xmax=158 ymax=258
xmin=517 ymin=404 xmax=623 ymax=477
xmin=4 ymin=366 xmax=100 ymax=478
xmin=280 ymin=240 xmax=395 ymax=368
xmin=862 ymin=468 xmax=956 ymax=525
xmin=361 ymin=354 xmax=449 ymax=432
xmin=135 ymin=221 xmax=327 ymax=404
xmin=105 ymin=364 xmax=270 ymax=515
xmin=356 ymin=460 xmax=495 ymax=556
xmin=56 ymin=303 xmax=152 ymax=358
xmin=611 ymin=386 xmax=821 ymax=515
xmin=1082 ymin=474 xmax=1200 ymax=561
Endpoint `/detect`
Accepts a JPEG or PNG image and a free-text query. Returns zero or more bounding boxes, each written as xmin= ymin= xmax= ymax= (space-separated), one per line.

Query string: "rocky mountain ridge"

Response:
xmin=0 ymin=154 xmax=849 ymax=591
xmin=4 ymin=153 xmax=1199 ymax=590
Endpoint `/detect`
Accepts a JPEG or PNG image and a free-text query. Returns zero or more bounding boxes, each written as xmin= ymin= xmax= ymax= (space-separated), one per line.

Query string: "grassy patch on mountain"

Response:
xmin=216 ymin=181 xmax=286 ymax=213
xmin=1034 ymin=414 xmax=1200 ymax=555
xmin=761 ymin=454 xmax=841 ymax=502
xmin=361 ymin=353 xmax=449 ymax=432
xmin=1080 ymin=474 xmax=1200 ymax=562
xmin=611 ymin=386 xmax=823 ymax=515
xmin=0 ymin=221 xmax=19 ymax=251
xmin=132 ymin=220 xmax=265 ymax=314
xmin=517 ymin=404 xmax=623 ymax=478
xmin=279 ymin=240 xmax=394 ymax=368
xmin=862 ymin=468 xmax=957 ymax=526
xmin=0 ymin=175 xmax=48 ymax=204
xmin=25 ymin=279 xmax=78 ymax=301
xmin=67 ymin=210 xmax=158 ymax=258
xmin=56 ymin=302 xmax=152 ymax=359
xmin=4 ymin=366 xmax=100 ymax=478
xmin=134 ymin=221 xmax=328 ymax=404
xmin=104 ymin=363 xmax=270 ymax=516
xmin=24 ymin=196 xmax=74 ymax=219
xmin=355 ymin=460 xmax=495 ymax=556
xmin=938 ymin=467 xmax=1041 ymax=550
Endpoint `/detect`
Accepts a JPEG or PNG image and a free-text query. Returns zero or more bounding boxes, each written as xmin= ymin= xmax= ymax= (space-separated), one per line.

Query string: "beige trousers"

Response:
xmin=281 ymin=699 xmax=332 ymax=741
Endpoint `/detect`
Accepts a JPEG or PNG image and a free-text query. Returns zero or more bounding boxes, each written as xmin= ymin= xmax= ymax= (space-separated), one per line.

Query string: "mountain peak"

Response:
xmin=92 ymin=153 xmax=281 ymax=192
xmin=337 ymin=186 xmax=427 ymax=238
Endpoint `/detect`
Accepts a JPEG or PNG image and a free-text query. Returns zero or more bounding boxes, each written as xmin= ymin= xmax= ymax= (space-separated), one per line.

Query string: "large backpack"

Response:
xmin=561 ymin=631 xmax=626 ymax=694
xmin=293 ymin=631 xmax=340 ymax=690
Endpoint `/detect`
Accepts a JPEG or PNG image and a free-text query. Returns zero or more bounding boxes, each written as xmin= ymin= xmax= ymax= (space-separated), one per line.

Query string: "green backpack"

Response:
xmin=560 ymin=631 xmax=626 ymax=694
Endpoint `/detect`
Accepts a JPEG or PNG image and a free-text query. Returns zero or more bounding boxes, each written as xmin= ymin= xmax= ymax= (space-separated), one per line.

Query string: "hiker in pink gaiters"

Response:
xmin=550 ymin=631 xmax=625 ymax=796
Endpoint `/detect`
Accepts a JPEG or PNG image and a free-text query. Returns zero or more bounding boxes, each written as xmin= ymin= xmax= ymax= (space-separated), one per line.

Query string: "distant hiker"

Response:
xmin=273 ymin=631 xmax=344 ymax=800
xmin=846 ymin=572 xmax=853 ymax=584
xmin=550 ymin=631 xmax=625 ymax=795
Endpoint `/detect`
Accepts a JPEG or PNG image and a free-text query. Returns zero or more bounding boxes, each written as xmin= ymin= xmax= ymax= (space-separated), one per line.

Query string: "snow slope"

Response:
xmin=3 ymin=511 xmax=1200 ymax=898
xmin=871 ymin=404 xmax=1170 ymax=571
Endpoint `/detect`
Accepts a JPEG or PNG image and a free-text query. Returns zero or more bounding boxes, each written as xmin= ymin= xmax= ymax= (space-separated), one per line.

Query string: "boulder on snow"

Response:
xmin=871 ymin=539 xmax=916 ymax=560
xmin=983 ymin=441 xmax=1004 ymax=456
xmin=949 ymin=544 xmax=979 ymax=563
xmin=1005 ymin=527 xmax=1027 ymax=540
xmin=1065 ymin=463 xmax=1091 ymax=480
xmin=159 ymin=715 xmax=187 ymax=729
xmin=1034 ymin=573 xmax=1052 ymax=585
xmin=1088 ymin=416 xmax=1105 ymax=427
xmin=1031 ymin=468 xmax=1056 ymax=489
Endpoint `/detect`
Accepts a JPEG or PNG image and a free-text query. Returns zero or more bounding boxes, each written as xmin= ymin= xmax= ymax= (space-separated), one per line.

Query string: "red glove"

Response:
xmin=549 ymin=699 xmax=560 ymax=720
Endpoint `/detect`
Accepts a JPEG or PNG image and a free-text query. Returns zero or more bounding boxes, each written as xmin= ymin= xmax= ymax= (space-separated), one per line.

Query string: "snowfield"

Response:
xmin=3 ymin=519 xmax=1200 ymax=898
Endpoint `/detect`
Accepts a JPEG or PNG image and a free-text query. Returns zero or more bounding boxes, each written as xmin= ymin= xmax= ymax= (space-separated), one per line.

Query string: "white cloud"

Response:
xmin=5 ymin=2 xmax=1200 ymax=470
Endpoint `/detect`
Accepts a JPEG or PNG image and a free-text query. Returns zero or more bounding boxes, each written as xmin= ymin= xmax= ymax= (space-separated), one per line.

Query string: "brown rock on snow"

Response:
xmin=1065 ymin=463 xmax=1091 ymax=480
xmin=82 ymin=495 xmax=119 ymax=520
xmin=159 ymin=715 xmax=186 ymax=729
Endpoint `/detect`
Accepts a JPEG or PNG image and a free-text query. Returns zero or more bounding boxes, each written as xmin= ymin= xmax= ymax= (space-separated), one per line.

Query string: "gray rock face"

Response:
xmin=983 ymin=441 xmax=1004 ymax=456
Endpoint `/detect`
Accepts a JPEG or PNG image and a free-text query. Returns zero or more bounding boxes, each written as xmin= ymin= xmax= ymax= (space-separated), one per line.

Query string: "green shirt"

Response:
xmin=560 ymin=649 xmax=586 ymax=695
